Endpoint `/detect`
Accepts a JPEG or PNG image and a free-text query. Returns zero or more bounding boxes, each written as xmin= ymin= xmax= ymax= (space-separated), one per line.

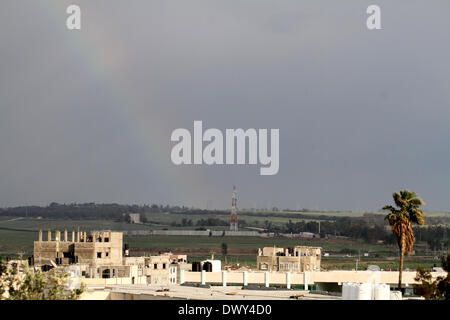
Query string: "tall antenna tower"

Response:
xmin=230 ymin=185 xmax=238 ymax=231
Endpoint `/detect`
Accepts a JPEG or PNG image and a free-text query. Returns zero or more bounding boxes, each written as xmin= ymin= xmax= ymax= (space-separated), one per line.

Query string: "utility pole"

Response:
xmin=356 ymin=249 xmax=360 ymax=271
xmin=230 ymin=185 xmax=238 ymax=231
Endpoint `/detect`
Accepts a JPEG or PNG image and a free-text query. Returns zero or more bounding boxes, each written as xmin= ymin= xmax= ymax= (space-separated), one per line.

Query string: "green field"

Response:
xmin=1 ymin=214 xmax=447 ymax=273
xmin=0 ymin=217 xmax=399 ymax=256
xmin=143 ymin=210 xmax=449 ymax=227
xmin=142 ymin=211 xmax=312 ymax=226
xmin=238 ymin=210 xmax=450 ymax=218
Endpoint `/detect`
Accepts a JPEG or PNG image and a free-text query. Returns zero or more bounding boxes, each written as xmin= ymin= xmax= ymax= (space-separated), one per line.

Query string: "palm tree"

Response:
xmin=382 ymin=190 xmax=425 ymax=291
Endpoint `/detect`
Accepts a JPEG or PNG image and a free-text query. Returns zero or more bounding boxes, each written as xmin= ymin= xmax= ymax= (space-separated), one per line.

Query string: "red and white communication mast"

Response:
xmin=230 ymin=185 xmax=238 ymax=231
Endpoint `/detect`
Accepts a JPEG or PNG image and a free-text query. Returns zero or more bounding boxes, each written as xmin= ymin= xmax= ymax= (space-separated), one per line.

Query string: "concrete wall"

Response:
xmin=80 ymin=290 xmax=111 ymax=300
xmin=123 ymin=230 xmax=260 ymax=236
xmin=182 ymin=270 xmax=447 ymax=287
xmin=82 ymin=276 xmax=147 ymax=286
xmin=122 ymin=230 xmax=319 ymax=237
xmin=183 ymin=271 xmax=293 ymax=285
xmin=109 ymin=292 xmax=184 ymax=300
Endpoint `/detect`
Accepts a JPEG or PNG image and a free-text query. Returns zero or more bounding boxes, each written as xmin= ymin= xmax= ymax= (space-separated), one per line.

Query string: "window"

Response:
xmin=163 ymin=263 xmax=166 ymax=269
xmin=154 ymin=263 xmax=158 ymax=269
xmin=97 ymin=252 xmax=102 ymax=258
xmin=106 ymin=252 xmax=109 ymax=257
xmin=104 ymin=238 xmax=109 ymax=242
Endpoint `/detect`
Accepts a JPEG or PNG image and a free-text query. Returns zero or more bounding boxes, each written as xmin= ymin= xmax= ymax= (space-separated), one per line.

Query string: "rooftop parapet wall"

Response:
xmin=34 ymin=230 xmax=123 ymax=267
xmin=37 ymin=230 xmax=122 ymax=243
xmin=182 ymin=270 xmax=447 ymax=287
xmin=258 ymin=246 xmax=322 ymax=257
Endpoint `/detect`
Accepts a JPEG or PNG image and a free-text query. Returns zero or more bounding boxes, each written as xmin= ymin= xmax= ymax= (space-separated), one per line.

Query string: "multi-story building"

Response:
xmin=257 ymin=246 xmax=322 ymax=272
xmin=33 ymin=230 xmax=123 ymax=269
xmin=33 ymin=230 xmax=190 ymax=282
xmin=143 ymin=255 xmax=172 ymax=284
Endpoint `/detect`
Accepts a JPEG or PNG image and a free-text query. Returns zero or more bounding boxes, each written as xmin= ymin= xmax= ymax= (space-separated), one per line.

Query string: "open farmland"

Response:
xmin=1 ymin=210 xmax=448 ymax=272
xmin=1 ymin=217 xmax=399 ymax=256
xmin=124 ymin=235 xmax=396 ymax=253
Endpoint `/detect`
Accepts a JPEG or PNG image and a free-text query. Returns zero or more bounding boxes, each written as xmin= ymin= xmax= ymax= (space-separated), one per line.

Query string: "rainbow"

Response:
xmin=36 ymin=2 xmax=211 ymax=205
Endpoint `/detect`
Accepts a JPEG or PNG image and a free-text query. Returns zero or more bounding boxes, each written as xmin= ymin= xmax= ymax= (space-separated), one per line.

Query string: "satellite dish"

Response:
xmin=367 ymin=265 xmax=381 ymax=271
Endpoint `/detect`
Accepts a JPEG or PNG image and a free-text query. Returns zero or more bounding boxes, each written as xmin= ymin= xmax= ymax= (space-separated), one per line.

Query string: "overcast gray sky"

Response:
xmin=0 ymin=1 xmax=449 ymax=211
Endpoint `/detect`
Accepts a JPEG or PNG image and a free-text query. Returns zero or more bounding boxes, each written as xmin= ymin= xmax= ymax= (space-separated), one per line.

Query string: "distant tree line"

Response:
xmin=0 ymin=203 xmax=447 ymax=249
xmin=1 ymin=203 xmax=447 ymax=224
xmin=266 ymin=218 xmax=449 ymax=247
xmin=0 ymin=203 xmax=190 ymax=221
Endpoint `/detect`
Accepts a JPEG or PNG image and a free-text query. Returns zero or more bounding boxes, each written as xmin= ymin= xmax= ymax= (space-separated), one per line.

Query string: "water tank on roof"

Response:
xmin=367 ymin=265 xmax=381 ymax=271
xmin=342 ymin=283 xmax=351 ymax=300
xmin=390 ymin=291 xmax=402 ymax=300
xmin=202 ymin=261 xmax=212 ymax=272
xmin=357 ymin=283 xmax=372 ymax=300
xmin=192 ymin=262 xmax=201 ymax=272
xmin=373 ymin=284 xmax=390 ymax=300
xmin=201 ymin=260 xmax=221 ymax=272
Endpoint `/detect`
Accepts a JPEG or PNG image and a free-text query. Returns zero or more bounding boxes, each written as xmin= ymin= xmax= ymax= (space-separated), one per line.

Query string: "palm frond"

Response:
xmin=409 ymin=209 xmax=425 ymax=225
xmin=382 ymin=205 xmax=396 ymax=212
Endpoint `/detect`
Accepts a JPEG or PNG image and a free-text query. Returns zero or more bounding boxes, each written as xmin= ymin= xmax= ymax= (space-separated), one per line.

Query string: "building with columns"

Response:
xmin=257 ymin=246 xmax=322 ymax=272
xmin=33 ymin=230 xmax=123 ymax=268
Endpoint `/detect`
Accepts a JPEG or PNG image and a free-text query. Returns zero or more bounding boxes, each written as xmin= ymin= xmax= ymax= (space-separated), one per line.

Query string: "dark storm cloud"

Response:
xmin=0 ymin=0 xmax=449 ymax=211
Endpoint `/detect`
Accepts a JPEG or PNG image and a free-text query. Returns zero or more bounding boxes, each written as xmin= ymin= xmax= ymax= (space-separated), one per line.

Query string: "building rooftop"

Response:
xmin=82 ymin=284 xmax=341 ymax=300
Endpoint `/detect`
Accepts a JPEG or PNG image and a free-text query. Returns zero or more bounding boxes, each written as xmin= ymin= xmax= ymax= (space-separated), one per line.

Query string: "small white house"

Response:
xmin=201 ymin=260 xmax=221 ymax=272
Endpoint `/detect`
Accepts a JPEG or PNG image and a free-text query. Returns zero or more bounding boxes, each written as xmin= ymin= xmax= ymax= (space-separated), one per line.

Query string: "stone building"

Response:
xmin=160 ymin=252 xmax=188 ymax=264
xmin=257 ymin=246 xmax=322 ymax=272
xmin=33 ymin=230 xmax=123 ymax=269
xmin=122 ymin=254 xmax=190 ymax=284
xmin=33 ymin=230 xmax=191 ymax=282
xmin=143 ymin=255 xmax=172 ymax=284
